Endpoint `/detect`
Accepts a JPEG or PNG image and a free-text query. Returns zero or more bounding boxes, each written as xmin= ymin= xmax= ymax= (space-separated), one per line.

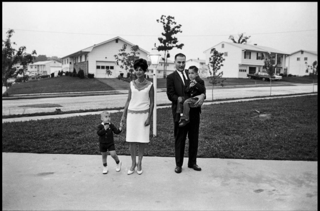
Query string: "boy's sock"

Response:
xmin=180 ymin=113 xmax=183 ymax=116
xmin=103 ymin=163 xmax=107 ymax=167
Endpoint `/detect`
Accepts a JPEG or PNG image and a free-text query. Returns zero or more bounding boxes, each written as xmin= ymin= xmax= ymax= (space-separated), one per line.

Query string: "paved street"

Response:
xmin=2 ymin=83 xmax=317 ymax=116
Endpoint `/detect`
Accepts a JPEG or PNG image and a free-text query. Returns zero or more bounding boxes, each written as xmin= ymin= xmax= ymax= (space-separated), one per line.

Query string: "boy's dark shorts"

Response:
xmin=99 ymin=142 xmax=115 ymax=152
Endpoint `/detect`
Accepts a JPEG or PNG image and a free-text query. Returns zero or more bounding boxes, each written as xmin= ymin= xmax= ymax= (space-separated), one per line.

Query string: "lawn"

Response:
xmin=6 ymin=75 xmax=317 ymax=95
xmin=6 ymin=76 xmax=114 ymax=94
xmin=2 ymin=95 xmax=317 ymax=161
xmin=281 ymin=75 xmax=318 ymax=84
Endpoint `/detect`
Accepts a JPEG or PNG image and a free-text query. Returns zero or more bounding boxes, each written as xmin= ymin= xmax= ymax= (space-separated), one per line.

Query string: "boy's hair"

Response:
xmin=101 ymin=111 xmax=110 ymax=120
xmin=188 ymin=66 xmax=199 ymax=73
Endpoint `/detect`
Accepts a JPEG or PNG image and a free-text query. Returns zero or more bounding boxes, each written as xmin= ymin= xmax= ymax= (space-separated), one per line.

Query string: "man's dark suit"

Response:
xmin=166 ymin=70 xmax=205 ymax=167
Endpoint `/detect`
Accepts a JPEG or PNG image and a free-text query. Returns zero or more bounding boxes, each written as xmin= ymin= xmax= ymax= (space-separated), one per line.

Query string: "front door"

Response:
xmin=249 ymin=67 xmax=256 ymax=74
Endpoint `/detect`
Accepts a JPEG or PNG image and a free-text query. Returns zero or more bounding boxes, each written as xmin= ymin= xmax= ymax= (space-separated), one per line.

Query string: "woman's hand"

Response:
xmin=144 ymin=117 xmax=150 ymax=126
xmin=120 ymin=116 xmax=126 ymax=128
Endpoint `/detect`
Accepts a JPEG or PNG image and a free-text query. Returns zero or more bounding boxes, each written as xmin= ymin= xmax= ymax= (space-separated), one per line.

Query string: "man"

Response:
xmin=166 ymin=53 xmax=206 ymax=174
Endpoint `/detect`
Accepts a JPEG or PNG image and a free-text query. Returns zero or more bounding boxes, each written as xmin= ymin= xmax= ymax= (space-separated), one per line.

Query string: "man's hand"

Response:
xmin=193 ymin=93 xmax=205 ymax=107
xmin=177 ymin=96 xmax=184 ymax=103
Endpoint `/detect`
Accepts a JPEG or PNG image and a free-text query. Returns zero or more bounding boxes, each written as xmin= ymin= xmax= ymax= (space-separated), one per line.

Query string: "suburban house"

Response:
xmin=60 ymin=36 xmax=150 ymax=78
xmin=147 ymin=59 xmax=175 ymax=78
xmin=27 ymin=60 xmax=62 ymax=76
xmin=203 ymin=42 xmax=289 ymax=78
xmin=287 ymin=50 xmax=317 ymax=76
xmin=186 ymin=59 xmax=210 ymax=78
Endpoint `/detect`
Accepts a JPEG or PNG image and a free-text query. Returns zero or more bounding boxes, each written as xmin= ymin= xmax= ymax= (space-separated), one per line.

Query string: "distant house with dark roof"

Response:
xmin=203 ymin=42 xmax=290 ymax=78
xmin=61 ymin=36 xmax=149 ymax=78
xmin=287 ymin=50 xmax=317 ymax=76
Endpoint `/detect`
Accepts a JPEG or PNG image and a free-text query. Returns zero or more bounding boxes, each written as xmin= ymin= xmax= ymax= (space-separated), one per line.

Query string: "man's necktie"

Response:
xmin=181 ymin=70 xmax=187 ymax=85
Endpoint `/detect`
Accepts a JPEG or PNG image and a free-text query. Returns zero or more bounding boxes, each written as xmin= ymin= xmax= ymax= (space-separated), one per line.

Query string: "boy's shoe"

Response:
xmin=102 ymin=166 xmax=108 ymax=174
xmin=179 ymin=119 xmax=190 ymax=127
xmin=116 ymin=161 xmax=122 ymax=172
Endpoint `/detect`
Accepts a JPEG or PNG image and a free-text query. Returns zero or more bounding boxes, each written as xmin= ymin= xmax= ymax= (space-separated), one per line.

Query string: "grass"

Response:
xmin=6 ymin=76 xmax=114 ymax=95
xmin=5 ymin=75 xmax=317 ymax=95
xmin=2 ymin=95 xmax=317 ymax=161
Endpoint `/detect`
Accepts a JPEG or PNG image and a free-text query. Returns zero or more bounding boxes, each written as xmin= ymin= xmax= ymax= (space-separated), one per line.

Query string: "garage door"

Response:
xmin=95 ymin=61 xmax=122 ymax=78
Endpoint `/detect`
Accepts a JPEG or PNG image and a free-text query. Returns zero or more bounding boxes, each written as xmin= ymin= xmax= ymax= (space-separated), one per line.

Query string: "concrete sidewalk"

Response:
xmin=3 ymin=153 xmax=317 ymax=210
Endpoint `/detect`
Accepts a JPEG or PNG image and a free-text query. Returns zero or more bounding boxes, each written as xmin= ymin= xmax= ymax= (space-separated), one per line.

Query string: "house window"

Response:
xmin=101 ymin=66 xmax=105 ymax=69
xmin=106 ymin=66 xmax=109 ymax=69
xmin=97 ymin=66 xmax=101 ymax=69
xmin=222 ymin=44 xmax=224 ymax=48
xmin=158 ymin=71 xmax=160 ymax=73
xmin=110 ymin=66 xmax=114 ymax=70
xmin=306 ymin=69 xmax=309 ymax=73
xmin=224 ymin=52 xmax=228 ymax=56
xmin=297 ymin=57 xmax=300 ymax=61
xmin=239 ymin=69 xmax=246 ymax=72
xmin=257 ymin=52 xmax=264 ymax=60
xmin=116 ymin=39 xmax=118 ymax=43
xmin=244 ymin=51 xmax=251 ymax=59
xmin=304 ymin=57 xmax=308 ymax=61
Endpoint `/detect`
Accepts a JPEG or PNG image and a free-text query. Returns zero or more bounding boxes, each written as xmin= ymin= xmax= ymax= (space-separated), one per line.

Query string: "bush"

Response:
xmin=51 ymin=73 xmax=54 ymax=78
xmin=15 ymin=77 xmax=23 ymax=83
xmin=40 ymin=75 xmax=50 ymax=79
xmin=78 ymin=69 xmax=85 ymax=79
xmin=88 ymin=73 xmax=94 ymax=79
xmin=288 ymin=74 xmax=292 ymax=77
xmin=73 ymin=68 xmax=77 ymax=77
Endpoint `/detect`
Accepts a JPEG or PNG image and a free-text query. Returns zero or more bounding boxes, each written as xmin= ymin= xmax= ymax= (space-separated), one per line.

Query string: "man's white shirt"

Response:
xmin=176 ymin=70 xmax=188 ymax=85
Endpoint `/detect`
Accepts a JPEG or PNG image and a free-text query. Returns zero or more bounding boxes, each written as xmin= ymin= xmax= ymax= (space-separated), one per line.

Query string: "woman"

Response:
xmin=120 ymin=58 xmax=154 ymax=175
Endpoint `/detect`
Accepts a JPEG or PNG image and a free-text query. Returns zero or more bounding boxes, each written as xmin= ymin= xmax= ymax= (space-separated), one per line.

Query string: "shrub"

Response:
xmin=88 ymin=73 xmax=94 ymax=78
xmin=40 ymin=75 xmax=50 ymax=79
xmin=51 ymin=73 xmax=54 ymax=78
xmin=78 ymin=69 xmax=85 ymax=79
xmin=15 ymin=77 xmax=23 ymax=83
xmin=288 ymin=74 xmax=292 ymax=77
xmin=73 ymin=68 xmax=77 ymax=77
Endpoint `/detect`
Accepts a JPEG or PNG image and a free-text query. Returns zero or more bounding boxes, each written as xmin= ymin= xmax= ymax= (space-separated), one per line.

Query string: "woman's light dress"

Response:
xmin=126 ymin=80 xmax=153 ymax=143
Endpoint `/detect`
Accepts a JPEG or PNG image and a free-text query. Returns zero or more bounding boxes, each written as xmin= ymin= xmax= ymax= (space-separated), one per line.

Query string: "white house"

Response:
xmin=28 ymin=60 xmax=62 ymax=76
xmin=147 ymin=59 xmax=176 ymax=78
xmin=287 ymin=50 xmax=317 ymax=76
xmin=186 ymin=59 xmax=210 ymax=78
xmin=203 ymin=42 xmax=289 ymax=78
xmin=61 ymin=36 xmax=150 ymax=78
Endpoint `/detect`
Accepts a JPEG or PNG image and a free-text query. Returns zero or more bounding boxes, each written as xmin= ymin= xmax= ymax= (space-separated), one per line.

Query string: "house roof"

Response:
xmin=203 ymin=41 xmax=290 ymax=55
xmin=31 ymin=60 xmax=60 ymax=65
xmin=289 ymin=50 xmax=317 ymax=56
xmin=61 ymin=36 xmax=149 ymax=59
xmin=186 ymin=59 xmax=206 ymax=63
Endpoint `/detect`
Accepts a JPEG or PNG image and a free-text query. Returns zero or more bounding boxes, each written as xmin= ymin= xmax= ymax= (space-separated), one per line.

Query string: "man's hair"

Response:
xmin=188 ymin=66 xmax=199 ymax=73
xmin=174 ymin=53 xmax=186 ymax=60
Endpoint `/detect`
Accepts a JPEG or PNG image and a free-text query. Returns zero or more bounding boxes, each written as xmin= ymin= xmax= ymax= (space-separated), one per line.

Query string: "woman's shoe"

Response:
xmin=137 ymin=164 xmax=143 ymax=175
xmin=127 ymin=164 xmax=136 ymax=175
xmin=137 ymin=169 xmax=143 ymax=175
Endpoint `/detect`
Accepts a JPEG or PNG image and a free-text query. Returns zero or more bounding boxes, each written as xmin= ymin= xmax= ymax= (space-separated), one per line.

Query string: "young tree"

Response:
xmin=263 ymin=52 xmax=278 ymax=96
xmin=2 ymin=29 xmax=36 ymax=90
xmin=207 ymin=48 xmax=225 ymax=100
xmin=156 ymin=15 xmax=184 ymax=78
xmin=229 ymin=33 xmax=251 ymax=44
xmin=16 ymin=46 xmax=37 ymax=82
xmin=114 ymin=44 xmax=140 ymax=81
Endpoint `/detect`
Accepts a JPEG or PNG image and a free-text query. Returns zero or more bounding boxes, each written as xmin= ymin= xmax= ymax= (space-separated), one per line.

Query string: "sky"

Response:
xmin=2 ymin=2 xmax=318 ymax=60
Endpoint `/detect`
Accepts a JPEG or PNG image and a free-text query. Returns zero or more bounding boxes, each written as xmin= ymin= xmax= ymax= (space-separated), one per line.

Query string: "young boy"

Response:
xmin=97 ymin=111 xmax=122 ymax=174
xmin=178 ymin=66 xmax=206 ymax=127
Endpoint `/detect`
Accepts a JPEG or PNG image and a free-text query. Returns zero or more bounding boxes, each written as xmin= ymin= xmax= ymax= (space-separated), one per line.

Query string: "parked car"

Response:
xmin=247 ymin=72 xmax=282 ymax=81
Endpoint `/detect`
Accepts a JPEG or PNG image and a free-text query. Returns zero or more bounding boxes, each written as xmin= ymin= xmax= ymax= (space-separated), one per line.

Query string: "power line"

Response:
xmin=3 ymin=27 xmax=317 ymax=37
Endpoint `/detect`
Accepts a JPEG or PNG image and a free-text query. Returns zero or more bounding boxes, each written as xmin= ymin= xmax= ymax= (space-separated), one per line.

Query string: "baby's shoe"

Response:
xmin=116 ymin=161 xmax=122 ymax=172
xmin=102 ymin=166 xmax=108 ymax=174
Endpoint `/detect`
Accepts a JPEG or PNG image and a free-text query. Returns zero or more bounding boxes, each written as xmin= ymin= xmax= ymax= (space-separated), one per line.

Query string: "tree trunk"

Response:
xmin=270 ymin=78 xmax=272 ymax=96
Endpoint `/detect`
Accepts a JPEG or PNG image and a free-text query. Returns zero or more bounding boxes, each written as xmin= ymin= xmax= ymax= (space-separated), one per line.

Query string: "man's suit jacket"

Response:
xmin=167 ymin=70 xmax=203 ymax=122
